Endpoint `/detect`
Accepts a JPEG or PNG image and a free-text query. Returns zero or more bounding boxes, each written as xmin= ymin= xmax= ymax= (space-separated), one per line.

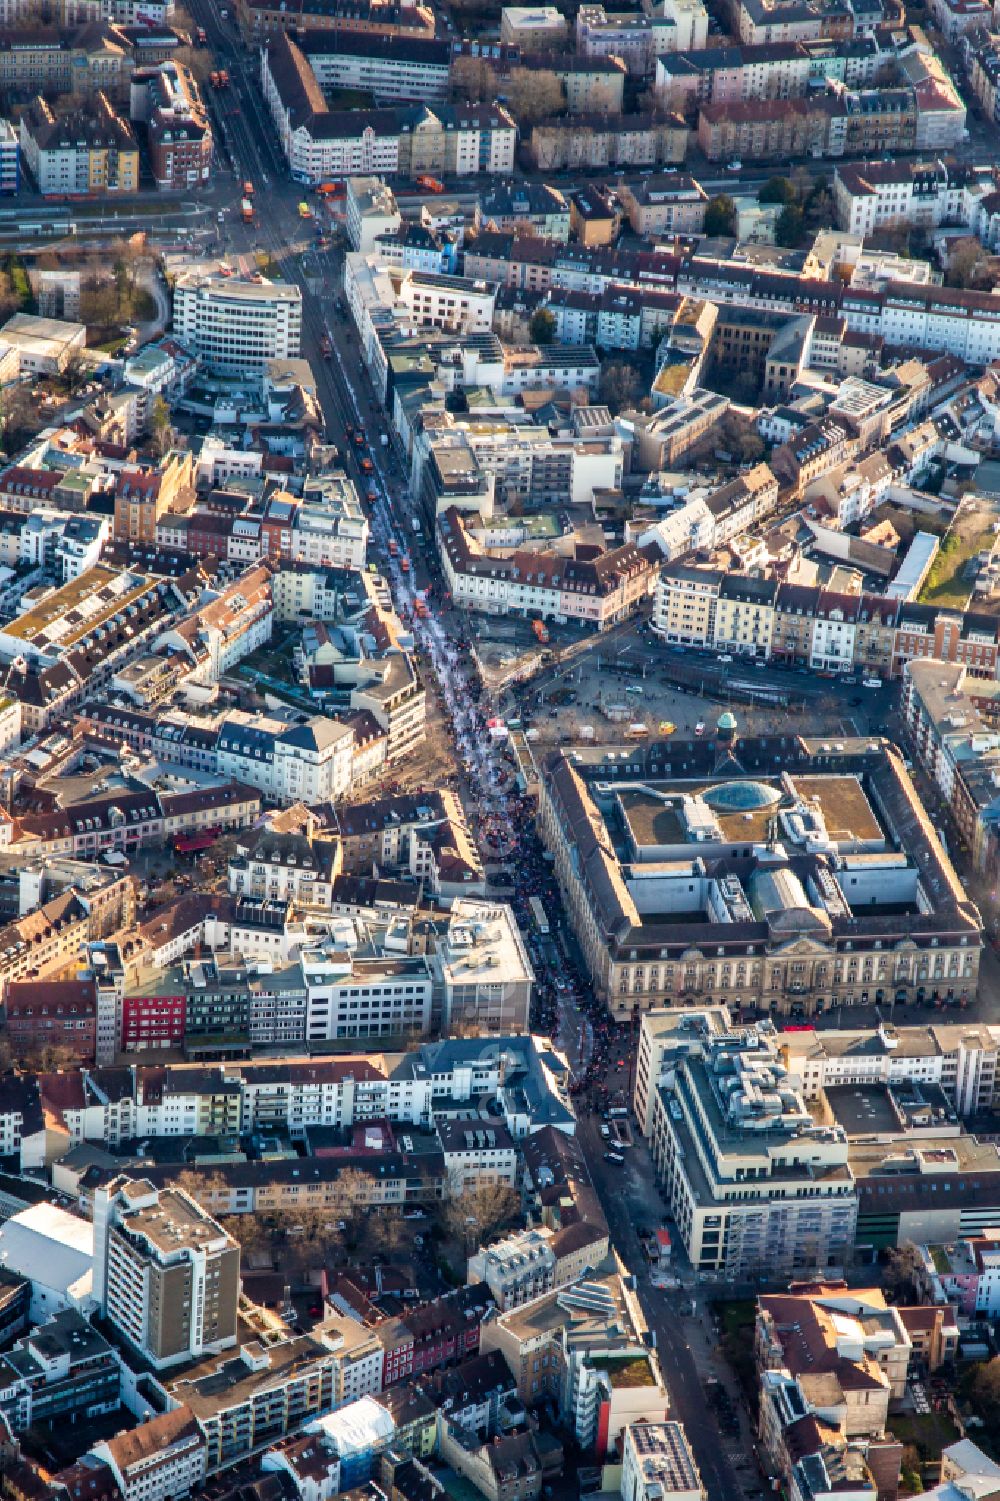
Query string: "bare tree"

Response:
xmin=504 ymin=68 xmax=565 ymax=125
xmin=0 ymin=380 xmax=42 ymax=455
xmin=317 ymin=1167 xmax=372 ymax=1250
xmin=171 ymin=1169 xmax=230 ymax=1215
xmin=947 ymin=238 xmax=985 ymax=289
xmin=368 ymin=1206 xmax=407 ymax=1257
xmin=22 ymin=1042 xmax=80 ymax=1073
xmin=599 ymin=360 xmax=644 ymax=414
xmin=450 ymin=55 xmax=497 ymax=103
xmin=441 ymin=1174 xmax=519 ymax=1250
xmin=226 ymin=1213 xmax=271 ymax=1258
xmin=882 ymin=1242 xmax=923 ymax=1303
xmin=174 ymin=44 xmax=215 ymax=83
xmin=150 ymin=394 xmax=174 ymax=455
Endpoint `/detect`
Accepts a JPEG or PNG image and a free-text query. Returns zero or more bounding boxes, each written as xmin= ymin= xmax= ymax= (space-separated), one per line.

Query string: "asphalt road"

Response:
xmin=572 ymin=1104 xmax=758 ymax=1501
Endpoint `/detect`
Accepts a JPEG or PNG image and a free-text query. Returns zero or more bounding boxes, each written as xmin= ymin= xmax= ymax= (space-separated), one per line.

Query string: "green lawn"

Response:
xmin=919 ymin=504 xmax=996 ymax=609
xmin=9 ymin=259 xmax=31 ymax=309
xmin=889 ymin=1409 xmax=960 ymax=1459
xmin=133 ymin=288 xmax=156 ymax=322
xmin=717 ymin=1299 xmax=756 ymax=1337
xmin=713 ymin=1299 xmax=758 ymax=1407
xmin=323 ymin=87 xmax=375 ymax=108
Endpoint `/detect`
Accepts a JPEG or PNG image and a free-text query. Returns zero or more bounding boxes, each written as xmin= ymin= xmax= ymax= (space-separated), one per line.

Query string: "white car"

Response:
xmin=695 ymin=721 xmax=705 ymax=736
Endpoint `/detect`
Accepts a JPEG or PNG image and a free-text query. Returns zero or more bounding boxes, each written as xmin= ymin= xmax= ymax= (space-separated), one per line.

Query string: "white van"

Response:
xmin=862 ymin=677 xmax=883 ymax=689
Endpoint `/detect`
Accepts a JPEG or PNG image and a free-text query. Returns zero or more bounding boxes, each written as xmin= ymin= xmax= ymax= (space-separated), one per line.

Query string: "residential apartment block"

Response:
xmin=832 ymin=157 xmax=986 ymax=236
xmin=93 ymin=1176 xmax=240 ymax=1370
xmin=262 ymin=34 xmax=515 ymax=185
xmin=132 ymin=60 xmax=212 ymax=189
xmin=19 ymin=91 xmax=138 ymax=196
xmin=437 ymin=508 xmax=652 ymax=629
xmin=654 ymin=563 xmax=1000 ymax=684
xmin=903 ymin=659 xmax=1000 ymax=876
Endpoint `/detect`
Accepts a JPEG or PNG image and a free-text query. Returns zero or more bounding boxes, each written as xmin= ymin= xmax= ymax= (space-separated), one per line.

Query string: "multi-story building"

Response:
xmin=296 ymin=29 xmax=450 ymax=102
xmin=917 ymin=1233 xmax=1000 ymax=1317
xmin=575 ymin=2 xmax=677 ymax=73
xmin=0 ymin=119 xmax=18 ymax=192
xmin=437 ymin=508 xmax=652 ymax=628
xmin=633 ymin=1007 xmax=732 ymax=1137
xmin=480 ymin=1272 xmax=667 ymax=1457
xmin=528 ymin=112 xmax=686 ymax=172
xmin=757 ymin=1283 xmax=911 ymax=1413
xmin=93 ymin=1176 xmax=240 ymax=1371
xmin=656 ymin=40 xmax=815 ymax=112
xmin=19 ymin=90 xmax=138 ymax=195
xmin=902 ymin=659 xmax=1000 ymax=876
xmin=3 ymin=978 xmax=97 ymax=1063
xmin=216 ymin=711 xmax=355 ymax=803
xmin=377 ymin=1285 xmax=495 ymax=1388
xmin=92 ymin=1409 xmax=206 ymax=1501
xmin=756 ymin=1288 xmax=913 ymax=1501
xmin=166 ymin=1333 xmax=337 ymax=1472
xmin=712 ymin=574 xmax=777 ymax=659
xmin=0 ymin=23 xmax=134 ymax=98
xmin=538 ymin=738 xmax=982 ymax=1021
xmin=237 ymin=0 xmax=435 ymax=39
xmin=832 ymin=157 xmax=984 ymax=236
xmin=650 ymin=566 xmax=722 ymax=646
xmin=114 ymin=452 xmax=195 ymax=546
xmin=229 ymin=827 xmax=341 ymax=909
xmin=132 ymin=61 xmax=211 ymax=188
xmin=437 ymin=1117 xmax=518 ymax=1194
xmin=14 ymin=1033 xmax=575 ymax=1171
xmin=697 ymin=94 xmax=841 ymax=161
xmin=772 ymin=420 xmax=851 ymax=492
xmin=736 ymin=0 xmax=860 ymax=46
xmin=0 ymin=1311 xmax=119 ymax=1432
xmin=499 ymin=5 xmax=567 ymax=46
xmin=318 ymin=1314 xmax=384 ymax=1408
xmin=477 ymin=182 xmax=571 ymax=242
xmin=300 ymin=946 xmax=434 ymax=1043
xmin=171 ymin=272 xmax=302 ymax=375
xmin=783 ymin=1016 xmax=1000 ymax=1118
xmin=262 ymin=33 xmax=514 ymax=183
xmin=615 ymin=174 xmax=708 ymax=236
xmin=346 ymin=175 xmax=401 ymax=253
xmin=467 ymin=1229 xmax=558 ymax=1312
xmin=620 ymin=1424 xmax=703 ymax=1501
xmin=653 ymin=562 xmax=1000 ymax=685
xmin=649 ymin=1027 xmax=858 ymax=1276
xmin=967 ymin=32 xmax=1000 ymax=122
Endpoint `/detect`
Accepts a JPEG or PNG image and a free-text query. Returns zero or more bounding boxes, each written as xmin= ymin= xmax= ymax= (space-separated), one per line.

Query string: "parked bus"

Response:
xmin=529 ymin=895 xmax=550 ymax=936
